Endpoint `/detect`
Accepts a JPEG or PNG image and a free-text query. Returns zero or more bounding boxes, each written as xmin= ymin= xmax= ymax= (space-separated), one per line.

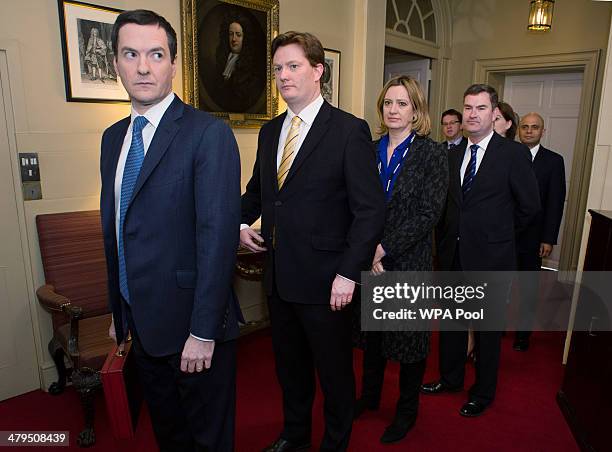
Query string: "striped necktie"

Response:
xmin=462 ymin=144 xmax=479 ymax=196
xmin=277 ymin=115 xmax=302 ymax=189
xmin=118 ymin=115 xmax=148 ymax=303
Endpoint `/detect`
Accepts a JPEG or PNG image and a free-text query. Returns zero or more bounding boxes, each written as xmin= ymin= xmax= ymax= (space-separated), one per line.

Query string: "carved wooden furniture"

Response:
xmin=557 ymin=210 xmax=612 ymax=452
xmin=36 ymin=210 xmax=115 ymax=447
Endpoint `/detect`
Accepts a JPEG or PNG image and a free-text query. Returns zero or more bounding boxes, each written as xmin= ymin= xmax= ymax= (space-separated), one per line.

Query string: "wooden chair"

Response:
xmin=36 ymin=210 xmax=115 ymax=447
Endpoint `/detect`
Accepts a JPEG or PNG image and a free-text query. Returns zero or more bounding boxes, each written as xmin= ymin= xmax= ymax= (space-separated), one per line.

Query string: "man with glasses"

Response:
xmin=441 ymin=109 xmax=466 ymax=150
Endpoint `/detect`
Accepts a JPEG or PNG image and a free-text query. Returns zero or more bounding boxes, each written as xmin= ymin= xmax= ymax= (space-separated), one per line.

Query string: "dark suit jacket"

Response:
xmin=516 ymin=146 xmax=566 ymax=255
xmin=436 ymin=132 xmax=541 ymax=271
xmin=100 ymin=95 xmax=243 ymax=356
xmin=241 ymin=101 xmax=386 ymax=304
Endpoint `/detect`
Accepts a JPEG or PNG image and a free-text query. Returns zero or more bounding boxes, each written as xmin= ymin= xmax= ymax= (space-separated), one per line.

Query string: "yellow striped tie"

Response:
xmin=277 ymin=115 xmax=302 ymax=189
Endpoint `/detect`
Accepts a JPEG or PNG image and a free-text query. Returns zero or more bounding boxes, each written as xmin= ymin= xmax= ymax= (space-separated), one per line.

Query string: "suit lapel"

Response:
xmin=281 ymin=101 xmax=332 ymax=189
xmin=448 ymin=140 xmax=464 ymax=206
xmin=130 ymin=97 xmax=183 ymax=204
xmin=268 ymin=112 xmax=286 ymax=194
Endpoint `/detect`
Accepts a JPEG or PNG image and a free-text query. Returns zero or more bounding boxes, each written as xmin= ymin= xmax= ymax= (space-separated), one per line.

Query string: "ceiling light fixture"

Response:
xmin=528 ymin=0 xmax=555 ymax=31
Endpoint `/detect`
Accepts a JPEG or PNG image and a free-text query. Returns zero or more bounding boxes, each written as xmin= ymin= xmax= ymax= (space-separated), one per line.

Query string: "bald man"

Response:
xmin=515 ymin=112 xmax=566 ymax=351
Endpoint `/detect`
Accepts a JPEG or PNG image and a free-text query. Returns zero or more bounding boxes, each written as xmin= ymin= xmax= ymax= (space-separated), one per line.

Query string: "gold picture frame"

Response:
xmin=181 ymin=0 xmax=279 ymax=128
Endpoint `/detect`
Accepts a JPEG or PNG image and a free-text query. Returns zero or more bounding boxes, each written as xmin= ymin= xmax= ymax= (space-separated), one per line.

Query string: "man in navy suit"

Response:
xmin=422 ymin=84 xmax=540 ymax=417
xmin=100 ymin=10 xmax=241 ymax=451
xmin=441 ymin=108 xmax=467 ymax=150
xmin=514 ymin=112 xmax=566 ymax=351
xmin=240 ymin=31 xmax=385 ymax=451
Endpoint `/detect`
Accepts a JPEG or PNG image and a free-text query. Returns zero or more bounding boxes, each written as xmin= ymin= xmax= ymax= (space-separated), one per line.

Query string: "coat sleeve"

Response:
xmin=381 ymin=140 xmax=449 ymax=261
xmin=541 ymin=153 xmax=566 ymax=245
xmin=190 ymin=120 xmax=241 ymax=339
xmin=337 ymin=119 xmax=386 ymax=281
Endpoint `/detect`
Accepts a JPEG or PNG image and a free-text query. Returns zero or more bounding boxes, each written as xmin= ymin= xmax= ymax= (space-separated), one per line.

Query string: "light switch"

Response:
xmin=19 ymin=153 xmax=42 ymax=200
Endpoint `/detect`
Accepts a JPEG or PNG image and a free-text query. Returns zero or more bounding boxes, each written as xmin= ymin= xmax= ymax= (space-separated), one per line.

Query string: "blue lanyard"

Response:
xmin=377 ymin=132 xmax=415 ymax=201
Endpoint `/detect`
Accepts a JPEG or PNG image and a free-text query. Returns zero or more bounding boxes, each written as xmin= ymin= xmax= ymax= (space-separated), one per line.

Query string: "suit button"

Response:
xmin=275 ymin=201 xmax=282 ymax=206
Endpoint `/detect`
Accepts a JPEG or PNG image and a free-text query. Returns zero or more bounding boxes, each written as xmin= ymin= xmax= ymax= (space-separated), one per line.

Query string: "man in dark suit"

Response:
xmin=514 ymin=112 xmax=566 ymax=351
xmin=441 ymin=108 xmax=467 ymax=150
xmin=240 ymin=31 xmax=385 ymax=451
xmin=100 ymin=10 xmax=241 ymax=451
xmin=421 ymin=84 xmax=540 ymax=417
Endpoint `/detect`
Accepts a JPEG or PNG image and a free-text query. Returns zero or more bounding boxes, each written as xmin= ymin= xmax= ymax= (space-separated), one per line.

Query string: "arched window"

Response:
xmin=386 ymin=0 xmax=437 ymax=44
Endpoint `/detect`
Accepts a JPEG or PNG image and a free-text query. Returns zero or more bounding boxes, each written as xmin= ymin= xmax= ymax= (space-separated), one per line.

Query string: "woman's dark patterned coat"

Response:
xmin=355 ymin=135 xmax=449 ymax=363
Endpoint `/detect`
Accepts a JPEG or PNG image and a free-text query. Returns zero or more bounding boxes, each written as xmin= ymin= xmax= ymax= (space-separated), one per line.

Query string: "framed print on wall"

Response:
xmin=57 ymin=0 xmax=129 ymax=103
xmin=181 ymin=0 xmax=279 ymax=128
xmin=322 ymin=48 xmax=340 ymax=108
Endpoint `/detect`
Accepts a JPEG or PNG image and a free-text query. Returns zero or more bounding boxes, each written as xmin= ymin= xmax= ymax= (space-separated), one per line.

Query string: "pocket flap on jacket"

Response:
xmin=176 ymin=270 xmax=197 ymax=288
xmin=311 ymin=235 xmax=346 ymax=251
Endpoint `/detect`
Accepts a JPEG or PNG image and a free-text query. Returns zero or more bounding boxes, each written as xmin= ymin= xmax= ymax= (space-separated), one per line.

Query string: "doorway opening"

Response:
xmin=384 ymin=47 xmax=432 ymax=104
xmin=502 ymin=70 xmax=584 ymax=270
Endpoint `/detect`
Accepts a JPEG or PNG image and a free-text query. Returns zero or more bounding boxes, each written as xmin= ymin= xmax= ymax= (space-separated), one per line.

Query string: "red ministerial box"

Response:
xmin=100 ymin=342 xmax=143 ymax=440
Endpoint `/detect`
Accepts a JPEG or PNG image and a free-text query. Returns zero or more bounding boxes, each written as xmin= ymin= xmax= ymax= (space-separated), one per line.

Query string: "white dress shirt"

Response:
xmin=276 ymin=95 xmax=324 ymax=169
xmin=529 ymin=143 xmax=540 ymax=161
xmin=447 ymin=136 xmax=464 ymax=148
xmin=460 ymin=130 xmax=495 ymax=181
xmin=114 ymin=91 xmax=175 ymax=239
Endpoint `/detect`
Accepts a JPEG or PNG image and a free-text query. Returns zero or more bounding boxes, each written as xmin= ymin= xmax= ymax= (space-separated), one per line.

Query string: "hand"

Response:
xmin=108 ymin=318 xmax=125 ymax=352
xmin=181 ymin=336 xmax=215 ymax=373
xmin=539 ymin=243 xmax=553 ymax=258
xmin=240 ymin=227 xmax=267 ymax=252
xmin=330 ymin=275 xmax=355 ymax=311
xmin=372 ymin=244 xmax=386 ymax=266
xmin=371 ymin=261 xmax=385 ymax=276
xmin=108 ymin=317 xmax=116 ymax=342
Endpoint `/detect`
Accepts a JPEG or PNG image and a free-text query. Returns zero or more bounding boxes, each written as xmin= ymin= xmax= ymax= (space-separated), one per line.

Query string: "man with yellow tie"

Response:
xmin=240 ymin=31 xmax=385 ymax=452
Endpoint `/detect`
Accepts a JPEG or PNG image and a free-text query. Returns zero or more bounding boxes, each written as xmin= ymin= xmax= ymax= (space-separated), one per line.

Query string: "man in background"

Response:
xmin=515 ymin=112 xmax=566 ymax=351
xmin=441 ymin=108 xmax=466 ymax=150
xmin=423 ymin=84 xmax=540 ymax=417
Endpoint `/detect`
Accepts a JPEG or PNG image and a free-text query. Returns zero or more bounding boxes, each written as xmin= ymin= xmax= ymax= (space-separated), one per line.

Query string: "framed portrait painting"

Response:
xmin=181 ymin=0 xmax=279 ymax=128
xmin=57 ymin=0 xmax=129 ymax=103
xmin=322 ymin=48 xmax=340 ymax=108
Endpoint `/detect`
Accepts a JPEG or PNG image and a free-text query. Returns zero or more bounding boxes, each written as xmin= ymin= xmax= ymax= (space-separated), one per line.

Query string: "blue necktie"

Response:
xmin=462 ymin=144 xmax=479 ymax=196
xmin=118 ymin=115 xmax=148 ymax=303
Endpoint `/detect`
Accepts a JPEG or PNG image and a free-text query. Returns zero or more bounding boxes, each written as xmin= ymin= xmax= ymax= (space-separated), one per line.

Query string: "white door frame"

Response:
xmin=473 ymin=50 xmax=601 ymax=273
xmin=0 ymin=39 xmax=44 ymax=389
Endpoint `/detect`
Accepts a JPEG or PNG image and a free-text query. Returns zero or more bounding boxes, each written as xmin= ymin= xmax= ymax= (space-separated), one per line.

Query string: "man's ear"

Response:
xmin=492 ymin=107 xmax=501 ymax=124
xmin=313 ymin=63 xmax=324 ymax=83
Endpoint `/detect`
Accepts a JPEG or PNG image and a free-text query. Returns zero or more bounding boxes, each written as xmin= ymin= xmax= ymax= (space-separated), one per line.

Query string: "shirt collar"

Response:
xmin=287 ymin=95 xmax=324 ymax=127
xmin=130 ymin=92 xmax=176 ymax=129
xmin=449 ymin=136 xmax=463 ymax=146
xmin=467 ymin=130 xmax=495 ymax=151
xmin=530 ymin=143 xmax=541 ymax=159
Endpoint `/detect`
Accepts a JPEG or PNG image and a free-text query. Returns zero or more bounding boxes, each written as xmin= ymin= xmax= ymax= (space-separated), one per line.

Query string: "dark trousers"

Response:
xmin=127 ymin=306 xmax=236 ymax=452
xmin=438 ymin=245 xmax=504 ymax=406
xmin=516 ymin=251 xmax=542 ymax=342
xmin=360 ymin=331 xmax=426 ymax=422
xmin=267 ymin=286 xmax=355 ymax=452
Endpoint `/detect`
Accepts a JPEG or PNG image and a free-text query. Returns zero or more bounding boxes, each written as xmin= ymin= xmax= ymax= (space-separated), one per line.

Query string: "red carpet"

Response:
xmin=0 ymin=330 xmax=578 ymax=451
